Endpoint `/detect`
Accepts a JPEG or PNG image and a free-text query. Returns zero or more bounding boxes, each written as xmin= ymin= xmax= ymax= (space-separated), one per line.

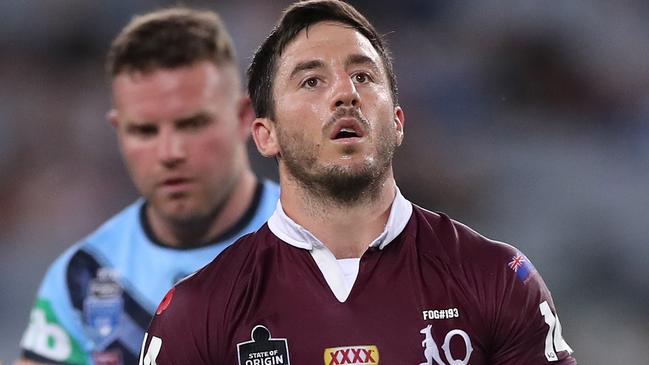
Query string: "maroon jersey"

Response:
xmin=141 ymin=201 xmax=576 ymax=365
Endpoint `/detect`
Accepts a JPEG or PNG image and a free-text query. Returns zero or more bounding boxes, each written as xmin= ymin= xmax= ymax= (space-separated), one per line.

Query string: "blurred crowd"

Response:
xmin=1 ymin=1 xmax=648 ymax=363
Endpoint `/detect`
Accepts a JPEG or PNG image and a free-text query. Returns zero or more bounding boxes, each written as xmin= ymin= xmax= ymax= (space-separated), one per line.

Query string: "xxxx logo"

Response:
xmin=323 ymin=345 xmax=379 ymax=365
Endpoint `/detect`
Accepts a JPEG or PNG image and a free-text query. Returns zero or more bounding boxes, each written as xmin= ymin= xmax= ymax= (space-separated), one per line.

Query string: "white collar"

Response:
xmin=267 ymin=185 xmax=413 ymax=252
xmin=267 ymin=185 xmax=412 ymax=302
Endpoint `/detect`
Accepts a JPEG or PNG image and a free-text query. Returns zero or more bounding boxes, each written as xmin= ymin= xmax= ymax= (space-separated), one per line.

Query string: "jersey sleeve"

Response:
xmin=140 ymin=284 xmax=213 ymax=365
xmin=489 ymin=248 xmax=576 ymax=364
xmin=20 ymin=249 xmax=90 ymax=364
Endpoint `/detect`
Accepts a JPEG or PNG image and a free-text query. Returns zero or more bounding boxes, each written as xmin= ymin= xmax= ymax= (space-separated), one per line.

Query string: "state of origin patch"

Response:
xmin=237 ymin=325 xmax=291 ymax=365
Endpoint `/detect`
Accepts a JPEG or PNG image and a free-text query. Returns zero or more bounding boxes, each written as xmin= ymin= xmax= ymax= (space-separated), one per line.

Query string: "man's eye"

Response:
xmin=302 ymin=78 xmax=319 ymax=88
xmin=353 ymin=73 xmax=371 ymax=83
xmin=128 ymin=125 xmax=157 ymax=137
xmin=179 ymin=116 xmax=209 ymax=130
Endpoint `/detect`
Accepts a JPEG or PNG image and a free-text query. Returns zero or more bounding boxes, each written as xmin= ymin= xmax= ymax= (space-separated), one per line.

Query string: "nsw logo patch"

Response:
xmin=237 ymin=325 xmax=290 ymax=365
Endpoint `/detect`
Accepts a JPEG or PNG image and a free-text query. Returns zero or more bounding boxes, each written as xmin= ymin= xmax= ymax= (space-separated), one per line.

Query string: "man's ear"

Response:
xmin=394 ymin=106 xmax=405 ymax=146
xmin=237 ymin=96 xmax=255 ymax=141
xmin=252 ymin=117 xmax=280 ymax=157
xmin=107 ymin=109 xmax=120 ymax=129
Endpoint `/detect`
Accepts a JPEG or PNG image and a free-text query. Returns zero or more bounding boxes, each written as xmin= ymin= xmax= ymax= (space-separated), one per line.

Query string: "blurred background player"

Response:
xmin=17 ymin=7 xmax=279 ymax=365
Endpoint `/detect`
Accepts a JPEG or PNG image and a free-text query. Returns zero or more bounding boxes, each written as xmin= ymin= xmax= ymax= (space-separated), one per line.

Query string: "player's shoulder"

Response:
xmin=170 ymin=224 xmax=277 ymax=303
xmin=37 ymin=200 xmax=143 ymax=288
xmin=411 ymin=205 xmax=544 ymax=296
xmin=411 ymin=205 xmax=521 ymax=265
xmin=149 ymin=225 xmax=277 ymax=334
xmin=83 ymin=199 xmax=143 ymax=246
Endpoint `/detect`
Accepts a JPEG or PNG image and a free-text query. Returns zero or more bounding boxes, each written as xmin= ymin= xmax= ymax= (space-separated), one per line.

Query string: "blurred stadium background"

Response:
xmin=1 ymin=0 xmax=648 ymax=363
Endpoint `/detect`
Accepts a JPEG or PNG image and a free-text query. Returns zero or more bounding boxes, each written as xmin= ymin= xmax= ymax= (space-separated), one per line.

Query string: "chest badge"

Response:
xmin=83 ymin=268 xmax=123 ymax=347
xmin=419 ymin=325 xmax=473 ymax=365
xmin=237 ymin=325 xmax=291 ymax=365
xmin=324 ymin=345 xmax=379 ymax=365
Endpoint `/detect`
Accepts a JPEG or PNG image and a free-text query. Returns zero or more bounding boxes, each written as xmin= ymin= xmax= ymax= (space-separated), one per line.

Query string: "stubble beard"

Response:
xmin=150 ymin=171 xmax=237 ymax=228
xmin=278 ymin=122 xmax=397 ymax=208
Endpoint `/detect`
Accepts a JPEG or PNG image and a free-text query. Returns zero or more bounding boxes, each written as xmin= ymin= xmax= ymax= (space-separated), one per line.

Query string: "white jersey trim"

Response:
xmin=267 ymin=185 xmax=413 ymax=302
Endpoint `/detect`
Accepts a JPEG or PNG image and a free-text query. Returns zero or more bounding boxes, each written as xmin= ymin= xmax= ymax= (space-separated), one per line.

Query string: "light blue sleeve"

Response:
xmin=20 ymin=245 xmax=91 ymax=365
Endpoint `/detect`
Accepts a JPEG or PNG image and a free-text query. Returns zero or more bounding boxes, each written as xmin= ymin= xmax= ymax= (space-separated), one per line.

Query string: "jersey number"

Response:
xmin=539 ymin=301 xmax=573 ymax=362
xmin=139 ymin=332 xmax=162 ymax=365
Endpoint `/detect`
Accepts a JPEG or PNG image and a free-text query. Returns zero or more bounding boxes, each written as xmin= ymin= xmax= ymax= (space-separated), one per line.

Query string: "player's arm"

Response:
xmin=19 ymin=252 xmax=89 ymax=364
xmin=490 ymin=249 xmax=576 ymax=364
xmin=140 ymin=286 xmax=213 ymax=365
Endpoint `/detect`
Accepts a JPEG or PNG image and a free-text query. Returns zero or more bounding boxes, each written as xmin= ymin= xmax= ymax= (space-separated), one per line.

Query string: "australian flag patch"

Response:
xmin=508 ymin=252 xmax=536 ymax=283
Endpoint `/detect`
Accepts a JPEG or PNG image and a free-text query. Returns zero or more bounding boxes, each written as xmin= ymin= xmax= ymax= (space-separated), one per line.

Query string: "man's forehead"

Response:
xmin=113 ymin=61 xmax=237 ymax=87
xmin=279 ymin=21 xmax=381 ymax=69
xmin=113 ymin=62 xmax=240 ymax=100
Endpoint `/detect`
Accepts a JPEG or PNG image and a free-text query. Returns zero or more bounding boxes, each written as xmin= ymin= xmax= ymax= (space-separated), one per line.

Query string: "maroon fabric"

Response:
xmin=142 ymin=206 xmax=576 ymax=364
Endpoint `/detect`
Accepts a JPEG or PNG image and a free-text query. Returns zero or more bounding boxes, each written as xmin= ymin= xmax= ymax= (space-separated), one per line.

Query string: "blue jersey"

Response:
xmin=20 ymin=180 xmax=279 ymax=365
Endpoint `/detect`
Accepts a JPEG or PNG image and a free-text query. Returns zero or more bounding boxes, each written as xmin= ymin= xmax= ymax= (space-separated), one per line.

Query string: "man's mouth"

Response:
xmin=330 ymin=118 xmax=366 ymax=140
xmin=163 ymin=178 xmax=189 ymax=186
xmin=334 ymin=127 xmax=360 ymax=139
xmin=158 ymin=178 xmax=194 ymax=196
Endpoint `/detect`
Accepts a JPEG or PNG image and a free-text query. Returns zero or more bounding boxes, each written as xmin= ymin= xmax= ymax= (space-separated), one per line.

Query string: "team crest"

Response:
xmin=83 ymin=268 xmax=123 ymax=346
xmin=418 ymin=325 xmax=473 ymax=365
xmin=237 ymin=325 xmax=290 ymax=365
xmin=324 ymin=345 xmax=379 ymax=365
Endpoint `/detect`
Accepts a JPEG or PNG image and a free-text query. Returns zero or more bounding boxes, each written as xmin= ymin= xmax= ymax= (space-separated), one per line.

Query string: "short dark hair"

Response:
xmin=247 ymin=0 xmax=398 ymax=119
xmin=107 ymin=7 xmax=236 ymax=77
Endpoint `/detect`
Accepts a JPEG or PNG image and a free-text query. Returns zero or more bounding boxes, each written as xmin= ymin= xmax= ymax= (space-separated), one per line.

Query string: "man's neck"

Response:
xmin=148 ymin=170 xmax=258 ymax=248
xmin=280 ymin=173 xmax=397 ymax=259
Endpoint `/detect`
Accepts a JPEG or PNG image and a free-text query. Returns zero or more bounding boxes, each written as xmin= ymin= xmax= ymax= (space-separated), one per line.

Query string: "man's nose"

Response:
xmin=331 ymin=74 xmax=360 ymax=109
xmin=158 ymin=129 xmax=185 ymax=167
